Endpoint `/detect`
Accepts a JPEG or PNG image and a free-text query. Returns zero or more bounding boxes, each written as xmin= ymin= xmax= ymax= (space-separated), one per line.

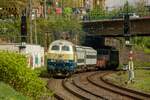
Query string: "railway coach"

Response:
xmin=47 ymin=39 xmax=97 ymax=76
xmin=96 ymin=47 xmax=119 ymax=69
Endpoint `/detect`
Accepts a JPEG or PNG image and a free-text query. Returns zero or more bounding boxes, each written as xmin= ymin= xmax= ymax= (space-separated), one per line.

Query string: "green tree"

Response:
xmin=0 ymin=19 xmax=20 ymax=42
xmin=134 ymin=0 xmax=149 ymax=16
xmin=108 ymin=1 xmax=135 ymax=18
xmin=88 ymin=7 xmax=109 ymax=20
xmin=36 ymin=16 xmax=84 ymax=46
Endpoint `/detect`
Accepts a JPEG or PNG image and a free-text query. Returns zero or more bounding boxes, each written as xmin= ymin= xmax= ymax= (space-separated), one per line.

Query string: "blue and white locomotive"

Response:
xmin=47 ymin=39 xmax=97 ymax=76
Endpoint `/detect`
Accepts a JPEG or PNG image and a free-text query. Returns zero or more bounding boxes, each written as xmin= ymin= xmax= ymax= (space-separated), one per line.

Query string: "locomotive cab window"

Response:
xmin=51 ymin=45 xmax=60 ymax=51
xmin=62 ymin=45 xmax=70 ymax=51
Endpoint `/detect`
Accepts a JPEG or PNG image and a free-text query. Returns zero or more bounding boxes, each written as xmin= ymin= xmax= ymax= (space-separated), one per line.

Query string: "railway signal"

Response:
xmin=124 ymin=13 xmax=130 ymax=36
xmin=21 ymin=15 xmax=27 ymax=43
xmin=124 ymin=13 xmax=131 ymax=46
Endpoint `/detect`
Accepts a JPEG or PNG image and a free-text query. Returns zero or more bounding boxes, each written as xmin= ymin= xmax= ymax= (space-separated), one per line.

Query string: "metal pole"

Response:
xmin=46 ymin=32 xmax=48 ymax=51
xmin=35 ymin=10 xmax=37 ymax=44
xmin=75 ymin=34 xmax=78 ymax=45
xmin=29 ymin=0 xmax=33 ymax=44
xmin=61 ymin=0 xmax=64 ymax=16
xmin=44 ymin=0 xmax=47 ymax=19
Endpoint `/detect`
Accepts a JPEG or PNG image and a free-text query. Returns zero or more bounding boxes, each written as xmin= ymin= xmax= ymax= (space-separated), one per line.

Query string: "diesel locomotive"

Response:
xmin=47 ymin=39 xmax=97 ymax=76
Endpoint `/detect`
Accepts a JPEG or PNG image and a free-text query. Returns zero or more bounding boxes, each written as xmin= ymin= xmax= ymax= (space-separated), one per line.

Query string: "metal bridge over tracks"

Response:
xmin=82 ymin=17 xmax=150 ymax=37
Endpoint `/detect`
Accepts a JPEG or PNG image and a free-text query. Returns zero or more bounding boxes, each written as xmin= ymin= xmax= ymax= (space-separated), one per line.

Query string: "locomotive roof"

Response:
xmin=51 ymin=39 xmax=74 ymax=46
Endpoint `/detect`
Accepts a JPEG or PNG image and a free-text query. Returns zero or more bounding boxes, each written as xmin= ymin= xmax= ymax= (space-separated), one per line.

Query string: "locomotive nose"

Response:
xmin=58 ymin=54 xmax=63 ymax=58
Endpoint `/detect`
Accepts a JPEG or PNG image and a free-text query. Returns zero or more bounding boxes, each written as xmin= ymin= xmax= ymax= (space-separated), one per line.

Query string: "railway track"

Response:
xmin=47 ymin=78 xmax=81 ymax=100
xmin=88 ymin=71 xmax=150 ymax=100
xmin=47 ymin=71 xmax=150 ymax=100
xmin=62 ymin=78 xmax=101 ymax=100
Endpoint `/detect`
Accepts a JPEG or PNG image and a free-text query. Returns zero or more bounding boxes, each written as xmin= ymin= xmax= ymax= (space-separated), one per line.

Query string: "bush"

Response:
xmin=34 ymin=67 xmax=51 ymax=78
xmin=0 ymin=51 xmax=47 ymax=98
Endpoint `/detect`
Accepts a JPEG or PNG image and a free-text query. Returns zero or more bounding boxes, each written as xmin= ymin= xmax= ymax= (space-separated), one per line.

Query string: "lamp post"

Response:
xmin=32 ymin=10 xmax=37 ymax=44
xmin=29 ymin=0 xmax=33 ymax=44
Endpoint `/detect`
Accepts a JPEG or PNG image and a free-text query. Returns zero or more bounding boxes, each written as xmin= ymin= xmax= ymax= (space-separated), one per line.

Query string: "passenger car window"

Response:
xmin=62 ymin=46 xmax=70 ymax=51
xmin=51 ymin=45 xmax=59 ymax=50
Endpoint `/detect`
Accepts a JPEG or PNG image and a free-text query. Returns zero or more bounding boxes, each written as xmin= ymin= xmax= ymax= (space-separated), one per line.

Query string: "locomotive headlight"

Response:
xmin=66 ymin=60 xmax=69 ymax=63
xmin=51 ymin=59 xmax=56 ymax=62
xmin=64 ymin=60 xmax=69 ymax=63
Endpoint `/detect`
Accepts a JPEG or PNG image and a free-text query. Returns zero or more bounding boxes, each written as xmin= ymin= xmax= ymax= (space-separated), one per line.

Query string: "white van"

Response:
xmin=130 ymin=13 xmax=139 ymax=18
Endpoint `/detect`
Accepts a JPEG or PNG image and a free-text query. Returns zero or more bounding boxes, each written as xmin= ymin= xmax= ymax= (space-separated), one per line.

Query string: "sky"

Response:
xmin=105 ymin=0 xmax=150 ymax=10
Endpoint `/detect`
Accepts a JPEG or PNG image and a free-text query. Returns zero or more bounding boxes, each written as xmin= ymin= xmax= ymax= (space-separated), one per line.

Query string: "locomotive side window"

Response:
xmin=51 ymin=45 xmax=60 ymax=51
xmin=103 ymin=50 xmax=109 ymax=55
xmin=62 ymin=45 xmax=70 ymax=51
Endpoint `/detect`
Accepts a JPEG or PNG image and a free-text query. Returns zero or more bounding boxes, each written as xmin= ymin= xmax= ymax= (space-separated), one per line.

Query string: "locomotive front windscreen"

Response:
xmin=62 ymin=45 xmax=70 ymax=51
xmin=51 ymin=45 xmax=60 ymax=51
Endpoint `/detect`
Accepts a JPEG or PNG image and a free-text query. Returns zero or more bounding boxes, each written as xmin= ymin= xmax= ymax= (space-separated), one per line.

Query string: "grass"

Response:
xmin=134 ymin=61 xmax=150 ymax=68
xmin=0 ymin=82 xmax=29 ymax=100
xmin=119 ymin=61 xmax=150 ymax=70
xmin=106 ymin=70 xmax=150 ymax=93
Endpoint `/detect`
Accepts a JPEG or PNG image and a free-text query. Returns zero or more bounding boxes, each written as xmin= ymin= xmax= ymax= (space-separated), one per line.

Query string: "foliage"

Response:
xmin=134 ymin=0 xmax=149 ymax=16
xmin=88 ymin=8 xmax=110 ymax=20
xmin=36 ymin=16 xmax=84 ymax=45
xmin=87 ymin=0 xmax=149 ymax=20
xmin=0 ymin=19 xmax=20 ymax=42
xmin=34 ymin=67 xmax=51 ymax=78
xmin=63 ymin=7 xmax=73 ymax=17
xmin=142 ymin=37 xmax=150 ymax=48
xmin=62 ymin=0 xmax=75 ymax=7
xmin=0 ymin=82 xmax=29 ymax=100
xmin=132 ymin=37 xmax=150 ymax=51
xmin=122 ymin=1 xmax=136 ymax=13
xmin=0 ymin=51 xmax=49 ymax=98
xmin=0 ymin=14 xmax=84 ymax=45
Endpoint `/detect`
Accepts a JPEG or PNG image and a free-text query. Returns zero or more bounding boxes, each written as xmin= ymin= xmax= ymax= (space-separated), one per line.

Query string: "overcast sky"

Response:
xmin=105 ymin=0 xmax=150 ymax=10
